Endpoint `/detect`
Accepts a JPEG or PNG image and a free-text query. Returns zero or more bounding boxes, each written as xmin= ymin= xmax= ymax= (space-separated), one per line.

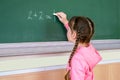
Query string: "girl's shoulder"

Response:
xmin=76 ymin=43 xmax=95 ymax=54
xmin=74 ymin=43 xmax=102 ymax=69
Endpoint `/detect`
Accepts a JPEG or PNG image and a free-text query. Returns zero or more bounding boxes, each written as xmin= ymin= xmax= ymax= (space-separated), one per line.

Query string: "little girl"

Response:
xmin=55 ymin=12 xmax=102 ymax=80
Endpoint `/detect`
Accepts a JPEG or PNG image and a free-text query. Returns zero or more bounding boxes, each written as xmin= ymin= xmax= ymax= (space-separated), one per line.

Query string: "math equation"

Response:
xmin=27 ymin=10 xmax=56 ymax=22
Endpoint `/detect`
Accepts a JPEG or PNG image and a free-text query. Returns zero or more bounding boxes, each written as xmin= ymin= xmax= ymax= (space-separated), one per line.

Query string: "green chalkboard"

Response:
xmin=0 ymin=0 xmax=120 ymax=43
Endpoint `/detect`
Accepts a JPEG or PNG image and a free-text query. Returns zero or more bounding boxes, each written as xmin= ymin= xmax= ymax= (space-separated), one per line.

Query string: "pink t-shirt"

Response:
xmin=67 ymin=44 xmax=102 ymax=80
xmin=64 ymin=23 xmax=102 ymax=80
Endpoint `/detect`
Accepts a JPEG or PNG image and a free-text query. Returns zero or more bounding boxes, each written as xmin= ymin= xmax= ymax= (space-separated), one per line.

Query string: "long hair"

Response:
xmin=65 ymin=16 xmax=94 ymax=80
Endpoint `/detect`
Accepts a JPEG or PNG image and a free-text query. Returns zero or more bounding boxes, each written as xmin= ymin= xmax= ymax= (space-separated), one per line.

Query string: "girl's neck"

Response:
xmin=78 ymin=42 xmax=89 ymax=48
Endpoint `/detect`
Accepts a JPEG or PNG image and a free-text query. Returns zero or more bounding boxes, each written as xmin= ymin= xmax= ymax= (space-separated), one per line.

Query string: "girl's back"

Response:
xmin=68 ymin=44 xmax=102 ymax=80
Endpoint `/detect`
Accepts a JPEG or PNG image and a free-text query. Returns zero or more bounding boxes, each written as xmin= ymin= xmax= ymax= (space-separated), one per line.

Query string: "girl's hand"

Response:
xmin=55 ymin=12 xmax=68 ymax=25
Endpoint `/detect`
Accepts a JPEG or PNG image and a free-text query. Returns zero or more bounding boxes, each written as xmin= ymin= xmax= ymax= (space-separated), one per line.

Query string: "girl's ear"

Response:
xmin=72 ymin=31 xmax=77 ymax=39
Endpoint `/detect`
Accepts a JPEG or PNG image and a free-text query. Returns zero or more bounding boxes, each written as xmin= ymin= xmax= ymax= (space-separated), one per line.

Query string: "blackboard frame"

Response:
xmin=0 ymin=39 xmax=120 ymax=57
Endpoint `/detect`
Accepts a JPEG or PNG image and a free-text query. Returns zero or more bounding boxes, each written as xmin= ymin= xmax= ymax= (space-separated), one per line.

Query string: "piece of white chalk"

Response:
xmin=53 ymin=13 xmax=57 ymax=15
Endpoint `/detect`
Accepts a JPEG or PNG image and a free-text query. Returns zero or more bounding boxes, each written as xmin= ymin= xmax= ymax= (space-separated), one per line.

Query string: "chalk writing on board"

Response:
xmin=27 ymin=10 xmax=53 ymax=21
xmin=38 ymin=11 xmax=44 ymax=20
xmin=27 ymin=10 xmax=33 ymax=20
xmin=33 ymin=12 xmax=37 ymax=17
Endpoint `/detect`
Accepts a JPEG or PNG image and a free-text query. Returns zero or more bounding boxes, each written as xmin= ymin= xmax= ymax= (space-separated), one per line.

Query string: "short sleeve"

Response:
xmin=70 ymin=55 xmax=87 ymax=80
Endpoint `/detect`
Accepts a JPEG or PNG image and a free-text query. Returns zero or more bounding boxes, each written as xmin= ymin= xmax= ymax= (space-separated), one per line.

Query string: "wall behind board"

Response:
xmin=0 ymin=0 xmax=120 ymax=43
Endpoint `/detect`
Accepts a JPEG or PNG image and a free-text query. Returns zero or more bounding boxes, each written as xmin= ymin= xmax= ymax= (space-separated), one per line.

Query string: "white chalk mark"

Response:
xmin=46 ymin=15 xmax=52 ymax=19
xmin=39 ymin=11 xmax=44 ymax=20
xmin=27 ymin=10 xmax=33 ymax=20
xmin=27 ymin=9 xmax=58 ymax=21
xmin=33 ymin=12 xmax=37 ymax=17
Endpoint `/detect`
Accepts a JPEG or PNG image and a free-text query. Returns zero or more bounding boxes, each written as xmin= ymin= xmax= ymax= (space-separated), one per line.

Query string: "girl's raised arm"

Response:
xmin=54 ymin=12 xmax=69 ymax=29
